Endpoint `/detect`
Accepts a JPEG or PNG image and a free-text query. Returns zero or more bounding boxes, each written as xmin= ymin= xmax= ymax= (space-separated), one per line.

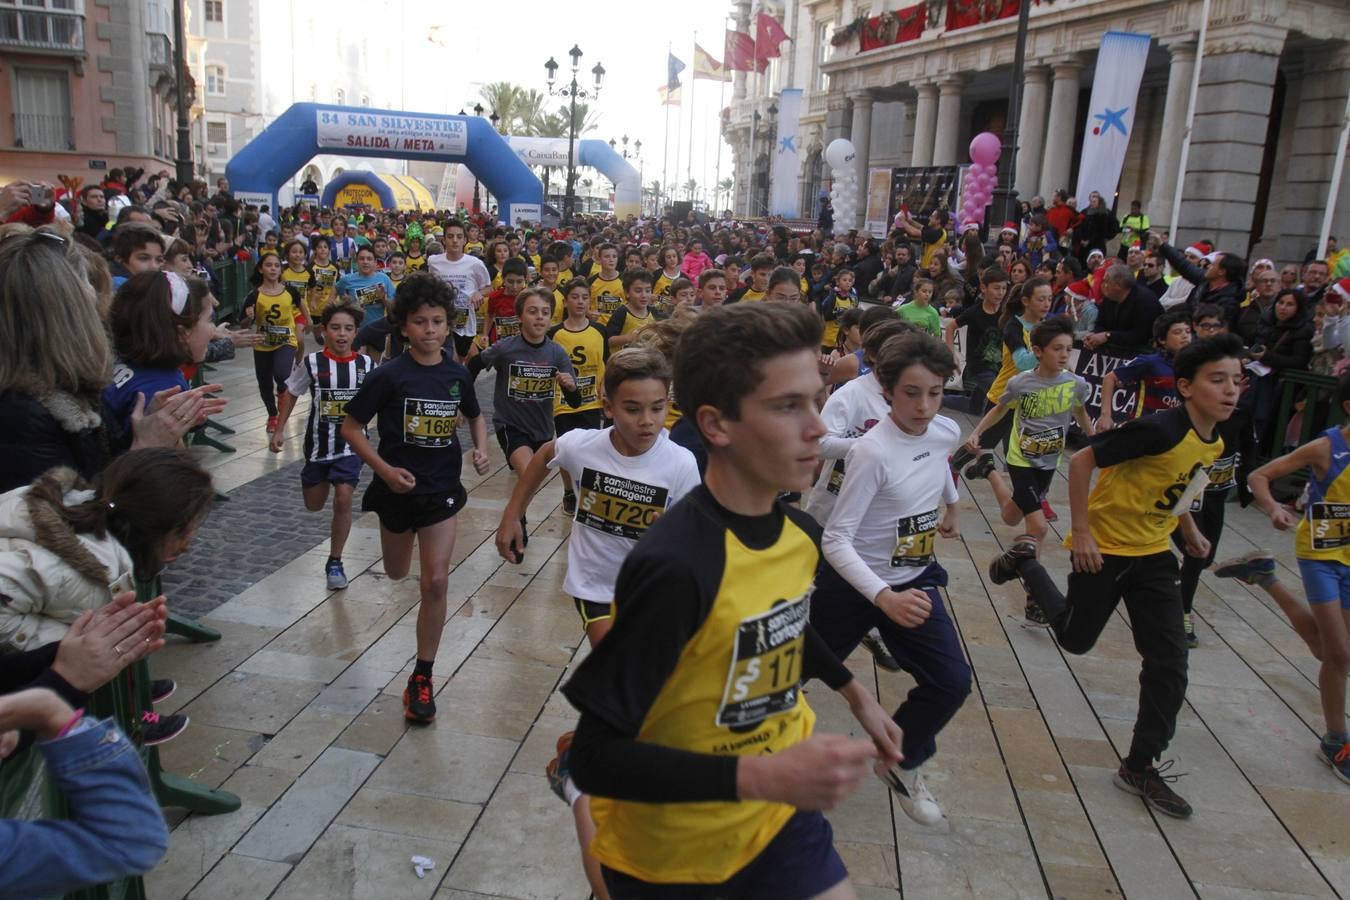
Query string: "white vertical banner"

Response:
xmin=770 ymin=88 xmax=803 ymax=217
xmin=1074 ymin=31 xmax=1152 ymax=203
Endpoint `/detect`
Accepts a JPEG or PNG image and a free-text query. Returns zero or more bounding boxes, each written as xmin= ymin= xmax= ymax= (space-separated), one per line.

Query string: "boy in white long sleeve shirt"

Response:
xmin=810 ymin=331 xmax=973 ymax=827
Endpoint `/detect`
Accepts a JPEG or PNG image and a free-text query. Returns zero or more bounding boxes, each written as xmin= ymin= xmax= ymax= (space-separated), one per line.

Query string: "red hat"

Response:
xmin=1332 ymin=277 xmax=1350 ymax=303
xmin=1065 ymin=279 xmax=1092 ymax=301
xmin=1000 ymin=221 xmax=1018 ymax=235
xmin=1185 ymin=241 xmax=1213 ymax=257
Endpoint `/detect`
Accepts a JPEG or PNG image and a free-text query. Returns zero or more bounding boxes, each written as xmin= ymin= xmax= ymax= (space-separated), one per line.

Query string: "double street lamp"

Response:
xmin=545 ymin=45 xmax=604 ymax=224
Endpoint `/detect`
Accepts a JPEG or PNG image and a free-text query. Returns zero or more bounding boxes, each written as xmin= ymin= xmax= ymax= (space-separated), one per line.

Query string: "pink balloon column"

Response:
xmin=959 ymin=132 xmax=1003 ymax=227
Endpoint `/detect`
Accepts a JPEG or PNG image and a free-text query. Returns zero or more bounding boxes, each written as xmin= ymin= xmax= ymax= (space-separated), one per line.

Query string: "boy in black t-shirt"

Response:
xmin=342 ymin=273 xmax=491 ymax=725
xmin=945 ymin=266 xmax=1008 ymax=411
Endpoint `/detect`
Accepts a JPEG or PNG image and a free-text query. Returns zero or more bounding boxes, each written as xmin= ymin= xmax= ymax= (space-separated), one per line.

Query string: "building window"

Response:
xmin=205 ymin=63 xmax=225 ymax=95
xmin=334 ymin=88 xmax=344 ymax=104
xmin=203 ymin=0 xmax=221 ymax=22
xmin=12 ymin=66 xmax=72 ymax=150
xmin=815 ymin=21 xmax=835 ymax=93
xmin=206 ymin=120 xmax=227 ymax=143
xmin=360 ymin=93 xmax=369 ymax=106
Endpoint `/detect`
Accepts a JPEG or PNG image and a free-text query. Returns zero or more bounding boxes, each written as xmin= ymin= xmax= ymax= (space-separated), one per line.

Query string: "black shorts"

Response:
xmin=300 ymin=455 xmax=362 ymax=488
xmin=1007 ymin=464 xmax=1055 ymax=516
xmin=575 ymin=597 xmax=612 ymax=628
xmin=361 ymin=476 xmax=466 ymax=534
xmin=555 ymin=409 xmax=603 ymax=436
xmin=495 ymin=424 xmax=548 ymax=467
xmin=452 ymin=333 xmax=475 ymax=359
xmin=600 ymin=810 xmax=847 ymax=900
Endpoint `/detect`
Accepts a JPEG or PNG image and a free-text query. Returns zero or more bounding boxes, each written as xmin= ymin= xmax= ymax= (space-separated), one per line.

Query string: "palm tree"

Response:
xmin=717 ymin=177 xmax=735 ymax=211
xmin=683 ymin=179 xmax=698 ymax=201
xmin=514 ymin=89 xmax=550 ymax=136
xmin=477 ymin=82 xmax=522 ymax=131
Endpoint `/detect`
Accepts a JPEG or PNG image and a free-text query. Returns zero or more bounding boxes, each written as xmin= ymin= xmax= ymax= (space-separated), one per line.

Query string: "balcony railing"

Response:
xmin=13 ymin=112 xmax=75 ymax=151
xmin=0 ymin=9 xmax=84 ymax=53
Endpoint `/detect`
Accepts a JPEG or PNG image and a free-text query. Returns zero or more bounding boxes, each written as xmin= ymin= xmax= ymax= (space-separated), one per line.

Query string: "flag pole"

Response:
xmin=688 ymin=32 xmax=697 ymax=205
xmin=674 ymin=79 xmax=684 ymax=206
xmin=662 ymin=42 xmax=671 ymax=217
xmin=751 ymin=3 xmax=761 ymax=217
xmin=1169 ymin=0 xmax=1210 ymax=242
xmin=714 ymin=72 xmax=726 ymax=214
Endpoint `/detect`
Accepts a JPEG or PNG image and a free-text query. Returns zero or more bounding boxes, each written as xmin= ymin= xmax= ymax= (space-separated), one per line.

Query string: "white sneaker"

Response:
xmin=879 ymin=764 xmax=944 ymax=825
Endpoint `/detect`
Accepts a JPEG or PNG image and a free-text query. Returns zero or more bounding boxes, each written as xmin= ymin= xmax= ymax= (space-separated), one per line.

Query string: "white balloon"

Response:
xmin=825 ymin=139 xmax=857 ymax=172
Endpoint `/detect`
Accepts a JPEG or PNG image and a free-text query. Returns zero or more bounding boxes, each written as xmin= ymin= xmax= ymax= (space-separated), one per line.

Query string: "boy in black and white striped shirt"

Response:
xmin=270 ymin=303 xmax=375 ymax=590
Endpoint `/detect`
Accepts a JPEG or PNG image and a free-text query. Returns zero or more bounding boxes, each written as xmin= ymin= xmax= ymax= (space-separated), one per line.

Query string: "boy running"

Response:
xmin=563 ymin=303 xmax=902 ymax=899
xmin=589 ymin=243 xmax=625 ymax=325
xmin=818 ymin=267 xmax=858 ymax=352
xmin=270 ymin=303 xmax=374 ymax=589
xmin=341 ymin=274 xmax=491 ymax=724
xmin=811 ymin=331 xmax=971 ymax=825
xmin=549 ymin=278 xmax=610 ymax=515
xmin=1096 ymin=309 xmax=1193 ymax=432
xmin=989 ymin=334 xmax=1246 ymax=816
xmin=604 ymin=269 xmax=655 ymax=350
xmin=1215 ymin=370 xmax=1350 ymax=784
xmin=481 ymin=258 xmax=528 ymax=345
xmin=964 ymin=317 xmax=1093 ymax=622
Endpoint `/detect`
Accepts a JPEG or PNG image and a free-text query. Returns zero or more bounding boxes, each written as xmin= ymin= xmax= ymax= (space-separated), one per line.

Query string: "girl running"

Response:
xmin=243 ymin=254 xmax=307 ymax=433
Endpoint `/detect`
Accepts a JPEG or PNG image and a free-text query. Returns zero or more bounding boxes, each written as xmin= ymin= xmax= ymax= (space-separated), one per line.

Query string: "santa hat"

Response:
xmin=1000 ymin=221 xmax=1018 ymax=235
xmin=1065 ymin=280 xmax=1092 ymax=301
xmin=1086 ymin=248 xmax=1106 ymax=262
xmin=961 ymin=221 xmax=980 ymax=234
xmin=1185 ymin=241 xmax=1213 ymax=257
xmin=1202 ymin=251 xmax=1223 ymax=265
xmin=1332 ymin=277 xmax=1350 ymax=303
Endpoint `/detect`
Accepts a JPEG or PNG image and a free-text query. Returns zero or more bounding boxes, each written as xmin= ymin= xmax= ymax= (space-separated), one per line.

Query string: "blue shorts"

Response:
xmin=1296 ymin=558 xmax=1350 ymax=609
xmin=600 ymin=810 xmax=847 ymax=900
xmin=300 ymin=455 xmax=363 ymax=488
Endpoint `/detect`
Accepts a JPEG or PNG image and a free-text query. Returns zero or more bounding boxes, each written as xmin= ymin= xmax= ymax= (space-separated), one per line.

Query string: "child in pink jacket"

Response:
xmin=680 ymin=239 xmax=714 ymax=280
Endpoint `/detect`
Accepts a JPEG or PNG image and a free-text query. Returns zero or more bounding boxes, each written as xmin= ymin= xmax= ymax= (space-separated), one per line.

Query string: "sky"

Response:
xmin=396 ymin=0 xmax=741 ymax=201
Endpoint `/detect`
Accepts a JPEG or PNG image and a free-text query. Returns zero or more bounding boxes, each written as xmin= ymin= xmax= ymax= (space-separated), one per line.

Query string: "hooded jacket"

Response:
xmin=0 ymin=469 xmax=134 ymax=654
xmin=1253 ymin=297 xmax=1314 ymax=373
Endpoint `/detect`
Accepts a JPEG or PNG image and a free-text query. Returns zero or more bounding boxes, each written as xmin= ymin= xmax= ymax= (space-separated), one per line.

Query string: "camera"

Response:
xmin=28 ymin=183 xmax=52 ymax=208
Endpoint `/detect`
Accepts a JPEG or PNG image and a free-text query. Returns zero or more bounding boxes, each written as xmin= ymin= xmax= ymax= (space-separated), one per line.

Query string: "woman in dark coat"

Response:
xmin=1249 ymin=288 xmax=1314 ymax=451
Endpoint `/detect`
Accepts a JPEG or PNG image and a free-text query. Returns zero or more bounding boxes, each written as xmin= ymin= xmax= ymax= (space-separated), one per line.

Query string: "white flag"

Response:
xmin=1074 ymin=31 xmax=1151 ymax=204
xmin=770 ymin=89 xmax=803 ymax=218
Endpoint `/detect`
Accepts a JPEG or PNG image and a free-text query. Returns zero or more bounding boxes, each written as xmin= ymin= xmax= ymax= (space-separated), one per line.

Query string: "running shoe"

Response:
xmin=1024 ymin=597 xmax=1052 ymax=628
xmin=150 ymin=678 xmax=176 ymax=704
xmin=860 ymin=632 xmax=902 ymax=672
xmin=403 ymin=673 xmax=436 ymax=724
xmin=1040 ymin=499 xmax=1058 ymax=522
xmin=988 ymin=536 xmax=1038 ymax=585
xmin=1113 ymin=760 xmax=1192 ymax=818
xmin=949 ymin=444 xmax=978 ymax=472
xmin=878 ymin=764 xmax=943 ymax=825
xmin=1317 ymin=733 xmax=1350 ymax=785
xmin=1183 ymin=612 xmax=1198 ymax=649
xmin=964 ymin=452 xmax=997 ymax=481
xmin=140 ymin=711 xmax=189 ymax=746
xmin=266 ymin=415 xmax=278 ymax=433
xmin=546 ymin=730 xmax=575 ymax=804
xmin=325 ymin=558 xmax=349 ymax=591
xmin=1213 ymin=549 xmax=1277 ymax=586
xmin=561 ymin=491 xmax=577 ymax=516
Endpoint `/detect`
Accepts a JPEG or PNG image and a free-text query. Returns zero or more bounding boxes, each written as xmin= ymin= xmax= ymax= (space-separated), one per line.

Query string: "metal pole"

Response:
xmin=1318 ymin=85 xmax=1350 ymax=261
xmin=1169 ymin=0 xmax=1211 ymax=243
xmin=714 ymin=75 xmax=726 ymax=214
xmin=172 ymin=0 xmax=193 ymax=186
xmin=565 ymin=74 xmax=578 ymax=224
xmin=996 ymin=0 xmax=1032 ymax=228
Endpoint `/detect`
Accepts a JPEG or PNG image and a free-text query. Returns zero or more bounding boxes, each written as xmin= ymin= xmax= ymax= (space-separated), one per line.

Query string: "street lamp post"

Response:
xmin=545 ymin=45 xmax=604 ymax=225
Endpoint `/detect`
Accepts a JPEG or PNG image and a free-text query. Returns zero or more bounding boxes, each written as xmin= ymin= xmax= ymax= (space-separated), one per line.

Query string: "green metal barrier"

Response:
xmin=1274 ymin=370 xmax=1346 ymax=450
xmin=210 ymin=260 xmax=251 ymax=324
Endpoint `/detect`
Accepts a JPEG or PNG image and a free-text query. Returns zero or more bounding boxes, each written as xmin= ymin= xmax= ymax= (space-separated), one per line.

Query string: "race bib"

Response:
xmin=716 ymin=596 xmax=809 ymax=729
xmin=453 ymin=306 xmax=470 ymax=329
xmin=402 ymin=397 xmax=459 ymax=447
xmin=650 ymin=296 xmax=674 ymax=318
xmin=892 ymin=509 xmax=938 ymax=567
xmin=575 ymin=468 xmax=668 ymax=540
xmin=826 ymin=459 xmax=846 ymax=495
xmin=493 ymin=316 xmax=521 ymax=340
xmin=314 ymin=268 xmax=337 ymax=287
xmin=354 ymin=284 xmax=384 ymax=305
xmin=1018 ymin=425 xmax=1065 ymax=459
xmin=507 ymin=362 xmax=556 ymax=401
xmin=1206 ymin=453 xmax=1237 ymax=492
xmin=574 ymin=374 xmax=597 ymax=404
xmin=316 ymin=387 xmax=357 ymax=423
xmin=262 ymin=325 xmax=291 ymax=346
xmin=1310 ymin=502 xmax=1350 ymax=550
xmin=597 ymin=293 xmax=622 ymax=316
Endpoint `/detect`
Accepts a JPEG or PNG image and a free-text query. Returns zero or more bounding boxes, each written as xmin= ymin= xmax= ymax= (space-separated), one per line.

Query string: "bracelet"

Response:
xmin=55 ymin=708 xmax=85 ymax=739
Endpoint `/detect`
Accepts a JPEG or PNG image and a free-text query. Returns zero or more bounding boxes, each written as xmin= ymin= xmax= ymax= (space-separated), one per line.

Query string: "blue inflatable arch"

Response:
xmin=225 ymin=103 xmax=543 ymax=225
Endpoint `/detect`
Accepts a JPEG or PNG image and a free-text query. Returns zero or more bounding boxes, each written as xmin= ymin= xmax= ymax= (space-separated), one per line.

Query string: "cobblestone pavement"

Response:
xmin=163 ymin=372 xmax=496 ymax=618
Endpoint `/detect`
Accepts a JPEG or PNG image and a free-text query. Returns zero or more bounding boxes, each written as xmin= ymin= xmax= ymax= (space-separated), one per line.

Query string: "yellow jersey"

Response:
xmin=591 ymin=274 xmax=625 ymax=325
xmin=1296 ymin=426 xmax=1350 ymax=563
xmin=653 ymin=269 xmax=683 ymax=297
xmin=1068 ymin=407 xmax=1221 ymax=556
xmin=821 ymin=292 xmax=857 ymax=348
xmin=307 ymin=263 xmax=340 ymax=317
xmin=405 ymin=253 xmax=427 ymax=271
xmin=281 ymin=267 xmax=311 ymax=317
xmin=987 ymin=317 xmax=1034 ymax=405
xmin=549 ymin=321 xmax=607 ymax=415
xmin=250 ymin=286 xmax=303 ymax=352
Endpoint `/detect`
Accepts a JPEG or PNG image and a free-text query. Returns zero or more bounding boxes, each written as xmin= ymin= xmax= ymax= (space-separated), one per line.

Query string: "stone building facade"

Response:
xmin=724 ymin=0 xmax=1350 ymax=264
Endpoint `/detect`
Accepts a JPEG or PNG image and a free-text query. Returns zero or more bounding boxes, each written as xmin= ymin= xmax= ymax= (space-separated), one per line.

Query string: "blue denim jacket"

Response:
xmin=0 ymin=717 xmax=168 ymax=898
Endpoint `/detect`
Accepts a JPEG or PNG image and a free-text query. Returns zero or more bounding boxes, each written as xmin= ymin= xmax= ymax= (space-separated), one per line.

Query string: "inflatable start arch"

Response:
xmin=226 ymin=103 xmax=543 ymax=225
